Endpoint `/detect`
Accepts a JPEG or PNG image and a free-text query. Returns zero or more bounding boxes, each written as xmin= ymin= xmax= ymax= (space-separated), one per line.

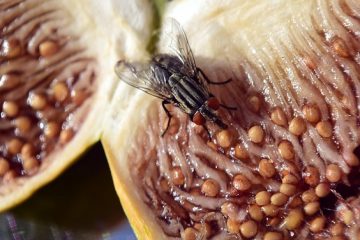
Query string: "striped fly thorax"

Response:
xmin=168 ymin=73 xmax=209 ymax=116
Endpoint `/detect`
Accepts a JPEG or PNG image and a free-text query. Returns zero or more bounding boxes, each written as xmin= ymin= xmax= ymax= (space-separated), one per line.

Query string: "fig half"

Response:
xmin=0 ymin=0 xmax=152 ymax=211
xmin=103 ymin=0 xmax=360 ymax=239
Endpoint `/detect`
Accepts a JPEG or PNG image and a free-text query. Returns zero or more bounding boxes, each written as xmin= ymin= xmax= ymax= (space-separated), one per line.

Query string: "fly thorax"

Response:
xmin=151 ymin=62 xmax=171 ymax=81
xmin=168 ymin=75 xmax=182 ymax=88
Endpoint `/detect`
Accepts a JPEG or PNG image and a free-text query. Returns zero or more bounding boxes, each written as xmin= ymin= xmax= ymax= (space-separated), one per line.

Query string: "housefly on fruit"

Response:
xmin=115 ymin=19 xmax=235 ymax=136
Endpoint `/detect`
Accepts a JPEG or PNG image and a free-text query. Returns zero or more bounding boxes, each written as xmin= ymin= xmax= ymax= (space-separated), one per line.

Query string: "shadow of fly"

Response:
xmin=115 ymin=19 xmax=235 ymax=137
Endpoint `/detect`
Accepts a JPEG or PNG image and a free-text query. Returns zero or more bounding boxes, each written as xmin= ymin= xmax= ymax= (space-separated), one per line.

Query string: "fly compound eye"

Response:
xmin=192 ymin=111 xmax=206 ymax=125
xmin=207 ymin=97 xmax=220 ymax=110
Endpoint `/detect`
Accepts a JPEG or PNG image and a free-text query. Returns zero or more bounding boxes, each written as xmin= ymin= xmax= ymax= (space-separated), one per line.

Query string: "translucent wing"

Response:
xmin=165 ymin=19 xmax=205 ymax=85
xmin=115 ymin=60 xmax=172 ymax=99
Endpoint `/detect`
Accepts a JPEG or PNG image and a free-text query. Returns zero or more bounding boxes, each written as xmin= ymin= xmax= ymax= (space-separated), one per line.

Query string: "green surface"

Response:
xmin=147 ymin=0 xmax=166 ymax=54
xmin=0 ymin=143 xmax=126 ymax=240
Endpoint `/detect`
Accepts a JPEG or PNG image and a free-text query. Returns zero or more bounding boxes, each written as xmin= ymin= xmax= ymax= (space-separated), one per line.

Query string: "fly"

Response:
xmin=115 ymin=19 xmax=235 ymax=137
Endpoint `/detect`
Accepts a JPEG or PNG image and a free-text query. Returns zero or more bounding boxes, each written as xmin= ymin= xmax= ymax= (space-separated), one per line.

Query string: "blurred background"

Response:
xmin=0 ymin=143 xmax=136 ymax=240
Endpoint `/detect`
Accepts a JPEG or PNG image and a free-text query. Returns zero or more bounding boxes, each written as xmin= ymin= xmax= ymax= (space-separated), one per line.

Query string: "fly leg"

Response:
xmin=197 ymin=67 xmax=232 ymax=85
xmin=220 ymin=104 xmax=237 ymax=110
xmin=203 ymin=124 xmax=211 ymax=139
xmin=161 ymin=100 xmax=172 ymax=137
xmin=199 ymin=68 xmax=237 ymax=110
xmin=209 ymin=93 xmax=237 ymax=111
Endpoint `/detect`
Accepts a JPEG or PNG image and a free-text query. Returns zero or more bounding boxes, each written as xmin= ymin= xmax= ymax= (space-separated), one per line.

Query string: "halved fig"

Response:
xmin=0 ymin=0 xmax=152 ymax=211
xmin=103 ymin=0 xmax=360 ymax=239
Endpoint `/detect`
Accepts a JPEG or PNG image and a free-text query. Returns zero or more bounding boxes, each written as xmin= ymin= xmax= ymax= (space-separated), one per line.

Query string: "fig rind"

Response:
xmin=102 ymin=86 xmax=166 ymax=240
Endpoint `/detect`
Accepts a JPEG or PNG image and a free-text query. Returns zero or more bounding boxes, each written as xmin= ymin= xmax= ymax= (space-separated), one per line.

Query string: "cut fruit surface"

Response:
xmin=103 ymin=0 xmax=360 ymax=239
xmin=0 ymin=0 xmax=152 ymax=211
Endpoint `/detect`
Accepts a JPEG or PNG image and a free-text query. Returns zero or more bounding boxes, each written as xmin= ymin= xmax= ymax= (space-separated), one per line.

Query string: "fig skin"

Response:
xmin=103 ymin=94 xmax=167 ymax=240
xmin=103 ymin=0 xmax=360 ymax=239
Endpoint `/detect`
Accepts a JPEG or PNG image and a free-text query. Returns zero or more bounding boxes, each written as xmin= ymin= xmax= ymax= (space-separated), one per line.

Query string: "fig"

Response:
xmin=0 ymin=0 xmax=153 ymax=211
xmin=103 ymin=0 xmax=360 ymax=239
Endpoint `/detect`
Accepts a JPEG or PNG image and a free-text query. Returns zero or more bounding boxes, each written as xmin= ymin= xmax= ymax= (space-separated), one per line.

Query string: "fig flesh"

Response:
xmin=103 ymin=0 xmax=360 ymax=239
xmin=0 ymin=0 xmax=152 ymax=211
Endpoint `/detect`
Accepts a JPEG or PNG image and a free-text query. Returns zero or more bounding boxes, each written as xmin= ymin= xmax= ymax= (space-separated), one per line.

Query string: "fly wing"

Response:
xmin=166 ymin=19 xmax=208 ymax=88
xmin=115 ymin=60 xmax=172 ymax=99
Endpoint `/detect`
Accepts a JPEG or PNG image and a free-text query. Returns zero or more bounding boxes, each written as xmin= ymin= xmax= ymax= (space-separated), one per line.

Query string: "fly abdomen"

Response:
xmin=199 ymin=106 xmax=228 ymax=129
